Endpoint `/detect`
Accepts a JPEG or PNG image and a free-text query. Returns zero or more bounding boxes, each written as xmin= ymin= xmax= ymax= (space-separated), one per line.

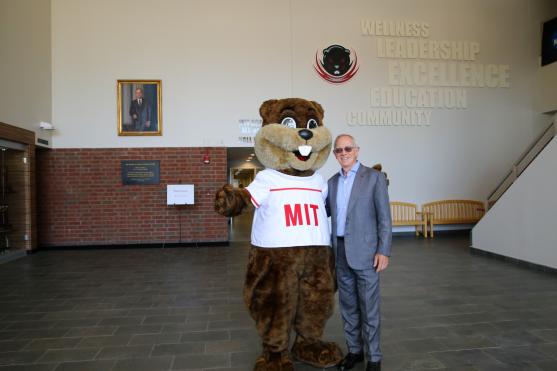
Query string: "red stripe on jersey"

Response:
xmin=250 ymin=196 xmax=260 ymax=208
xmin=270 ymin=187 xmax=322 ymax=192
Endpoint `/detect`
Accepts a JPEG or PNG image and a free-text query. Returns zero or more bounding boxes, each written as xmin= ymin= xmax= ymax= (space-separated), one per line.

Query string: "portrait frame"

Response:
xmin=117 ymin=80 xmax=162 ymax=136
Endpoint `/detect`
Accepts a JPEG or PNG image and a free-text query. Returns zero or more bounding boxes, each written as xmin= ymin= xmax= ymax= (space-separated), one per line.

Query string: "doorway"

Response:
xmin=227 ymin=147 xmax=263 ymax=241
xmin=0 ymin=142 xmax=28 ymax=255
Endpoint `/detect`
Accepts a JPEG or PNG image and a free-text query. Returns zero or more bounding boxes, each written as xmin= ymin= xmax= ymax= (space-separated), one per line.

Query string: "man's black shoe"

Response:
xmin=366 ymin=361 xmax=381 ymax=371
xmin=337 ymin=352 xmax=364 ymax=370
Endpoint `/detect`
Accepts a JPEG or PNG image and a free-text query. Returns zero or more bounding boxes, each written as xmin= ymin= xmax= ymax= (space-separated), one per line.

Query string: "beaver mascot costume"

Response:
xmin=215 ymin=98 xmax=343 ymax=370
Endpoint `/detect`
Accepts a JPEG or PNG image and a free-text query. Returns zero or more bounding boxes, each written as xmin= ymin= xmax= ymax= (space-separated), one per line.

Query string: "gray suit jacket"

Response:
xmin=326 ymin=164 xmax=392 ymax=270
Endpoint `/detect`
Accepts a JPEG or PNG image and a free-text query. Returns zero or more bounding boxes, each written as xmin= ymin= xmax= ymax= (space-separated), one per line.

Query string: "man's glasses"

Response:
xmin=333 ymin=146 xmax=356 ymax=154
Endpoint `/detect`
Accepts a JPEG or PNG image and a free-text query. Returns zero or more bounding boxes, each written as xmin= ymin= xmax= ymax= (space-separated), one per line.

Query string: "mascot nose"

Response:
xmin=298 ymin=129 xmax=313 ymax=141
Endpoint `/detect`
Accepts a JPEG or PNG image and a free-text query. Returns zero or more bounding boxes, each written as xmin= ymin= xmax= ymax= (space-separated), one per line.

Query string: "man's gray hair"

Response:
xmin=334 ymin=134 xmax=358 ymax=148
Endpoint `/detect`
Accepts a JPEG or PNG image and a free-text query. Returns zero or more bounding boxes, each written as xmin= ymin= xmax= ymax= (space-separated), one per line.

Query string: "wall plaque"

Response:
xmin=121 ymin=160 xmax=160 ymax=185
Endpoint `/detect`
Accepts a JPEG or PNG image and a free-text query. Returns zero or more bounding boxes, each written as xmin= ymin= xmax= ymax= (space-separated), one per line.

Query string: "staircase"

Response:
xmin=472 ymin=121 xmax=557 ymax=270
xmin=487 ymin=122 xmax=556 ymax=209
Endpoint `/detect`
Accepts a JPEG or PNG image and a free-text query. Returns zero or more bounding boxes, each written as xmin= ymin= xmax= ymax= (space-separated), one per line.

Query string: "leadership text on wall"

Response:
xmin=347 ymin=20 xmax=510 ymax=127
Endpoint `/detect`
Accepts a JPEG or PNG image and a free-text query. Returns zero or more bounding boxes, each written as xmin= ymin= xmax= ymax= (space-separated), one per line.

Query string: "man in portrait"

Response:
xmin=129 ymin=88 xmax=152 ymax=131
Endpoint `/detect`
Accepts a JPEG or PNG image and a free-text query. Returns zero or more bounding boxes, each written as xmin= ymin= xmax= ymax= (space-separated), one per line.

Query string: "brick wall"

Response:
xmin=36 ymin=148 xmax=228 ymax=247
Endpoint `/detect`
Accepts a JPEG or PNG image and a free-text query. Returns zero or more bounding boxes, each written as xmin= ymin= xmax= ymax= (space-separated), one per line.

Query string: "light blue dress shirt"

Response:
xmin=336 ymin=161 xmax=360 ymax=237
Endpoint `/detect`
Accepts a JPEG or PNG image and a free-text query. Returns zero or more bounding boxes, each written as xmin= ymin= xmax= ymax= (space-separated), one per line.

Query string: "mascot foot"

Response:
xmin=254 ymin=350 xmax=294 ymax=371
xmin=291 ymin=339 xmax=343 ymax=368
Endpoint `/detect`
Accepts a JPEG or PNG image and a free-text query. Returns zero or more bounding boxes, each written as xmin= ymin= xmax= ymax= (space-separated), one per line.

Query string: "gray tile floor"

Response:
xmin=1 ymin=234 xmax=557 ymax=370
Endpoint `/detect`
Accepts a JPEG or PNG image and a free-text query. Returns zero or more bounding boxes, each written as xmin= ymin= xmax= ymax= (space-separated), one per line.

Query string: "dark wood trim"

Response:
xmin=28 ymin=143 xmax=37 ymax=250
xmin=0 ymin=122 xmax=35 ymax=145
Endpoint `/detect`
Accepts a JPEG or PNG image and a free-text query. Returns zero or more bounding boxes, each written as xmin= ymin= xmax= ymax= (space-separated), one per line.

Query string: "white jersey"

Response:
xmin=246 ymin=169 xmax=331 ymax=248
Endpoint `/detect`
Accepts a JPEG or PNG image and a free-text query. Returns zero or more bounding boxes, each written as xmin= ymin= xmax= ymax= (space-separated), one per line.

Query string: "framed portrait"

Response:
xmin=117 ymin=80 xmax=162 ymax=136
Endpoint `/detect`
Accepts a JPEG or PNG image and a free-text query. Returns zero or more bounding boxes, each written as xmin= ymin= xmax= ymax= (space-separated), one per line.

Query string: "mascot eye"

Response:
xmin=307 ymin=119 xmax=318 ymax=129
xmin=281 ymin=117 xmax=297 ymax=128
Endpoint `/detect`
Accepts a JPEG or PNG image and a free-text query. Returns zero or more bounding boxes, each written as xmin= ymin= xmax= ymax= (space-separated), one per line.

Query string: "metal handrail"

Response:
xmin=487 ymin=121 xmax=556 ymax=208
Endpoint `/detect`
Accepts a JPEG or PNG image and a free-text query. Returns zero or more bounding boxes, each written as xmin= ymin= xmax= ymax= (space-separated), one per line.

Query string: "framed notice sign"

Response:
xmin=167 ymin=184 xmax=195 ymax=205
xmin=121 ymin=160 xmax=160 ymax=185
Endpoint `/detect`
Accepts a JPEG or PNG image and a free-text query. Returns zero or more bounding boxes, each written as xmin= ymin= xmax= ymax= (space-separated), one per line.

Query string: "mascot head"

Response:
xmin=322 ymin=45 xmax=352 ymax=76
xmin=255 ymin=98 xmax=332 ymax=176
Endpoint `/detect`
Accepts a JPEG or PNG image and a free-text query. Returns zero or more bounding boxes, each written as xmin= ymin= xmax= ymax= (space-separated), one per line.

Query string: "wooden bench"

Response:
xmin=421 ymin=200 xmax=486 ymax=238
xmin=390 ymin=202 xmax=427 ymax=237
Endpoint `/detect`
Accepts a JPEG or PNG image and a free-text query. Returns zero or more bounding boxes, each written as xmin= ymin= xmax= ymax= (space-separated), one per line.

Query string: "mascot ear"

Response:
xmin=259 ymin=99 xmax=278 ymax=124
xmin=311 ymin=101 xmax=325 ymax=120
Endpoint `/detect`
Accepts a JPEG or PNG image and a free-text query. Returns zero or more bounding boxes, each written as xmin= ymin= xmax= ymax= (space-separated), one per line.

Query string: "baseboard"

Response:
xmin=393 ymin=229 xmax=470 ymax=237
xmin=470 ymin=247 xmax=557 ymax=275
xmin=0 ymin=249 xmax=27 ymax=264
xmin=36 ymin=241 xmax=230 ymax=251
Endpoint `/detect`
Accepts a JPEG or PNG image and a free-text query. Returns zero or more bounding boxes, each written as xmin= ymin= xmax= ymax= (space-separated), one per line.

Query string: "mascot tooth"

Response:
xmin=298 ymin=145 xmax=312 ymax=156
xmin=215 ymin=98 xmax=343 ymax=370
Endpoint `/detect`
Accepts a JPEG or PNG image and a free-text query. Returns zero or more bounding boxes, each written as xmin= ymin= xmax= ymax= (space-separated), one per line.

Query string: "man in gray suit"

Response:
xmin=326 ymin=134 xmax=392 ymax=371
xmin=129 ymin=88 xmax=152 ymax=131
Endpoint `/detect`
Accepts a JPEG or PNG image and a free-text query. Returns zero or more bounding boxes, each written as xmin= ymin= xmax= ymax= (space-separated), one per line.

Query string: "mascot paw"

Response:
xmin=291 ymin=339 xmax=343 ymax=368
xmin=214 ymin=184 xmax=235 ymax=216
xmin=254 ymin=351 xmax=294 ymax=371
xmin=372 ymin=163 xmax=390 ymax=186
xmin=214 ymin=184 xmax=250 ymax=217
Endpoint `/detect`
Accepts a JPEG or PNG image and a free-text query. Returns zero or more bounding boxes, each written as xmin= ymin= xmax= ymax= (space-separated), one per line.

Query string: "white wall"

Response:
xmin=291 ymin=0 xmax=540 ymax=205
xmin=51 ymin=0 xmax=292 ymax=150
xmin=531 ymin=1 xmax=557 ymax=115
xmin=471 ymin=137 xmax=557 ymax=269
xmin=47 ymin=0 xmax=552 ymax=204
xmin=539 ymin=63 xmax=557 ymax=113
xmin=0 ymin=0 xmax=52 ymax=146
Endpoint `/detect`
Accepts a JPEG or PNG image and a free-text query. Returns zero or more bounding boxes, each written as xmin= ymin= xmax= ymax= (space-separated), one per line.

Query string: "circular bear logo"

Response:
xmin=314 ymin=44 xmax=359 ymax=84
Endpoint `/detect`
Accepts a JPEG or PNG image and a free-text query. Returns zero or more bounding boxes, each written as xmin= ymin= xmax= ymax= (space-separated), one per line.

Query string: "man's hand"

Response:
xmin=146 ymin=121 xmax=151 ymax=128
xmin=373 ymin=253 xmax=389 ymax=272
